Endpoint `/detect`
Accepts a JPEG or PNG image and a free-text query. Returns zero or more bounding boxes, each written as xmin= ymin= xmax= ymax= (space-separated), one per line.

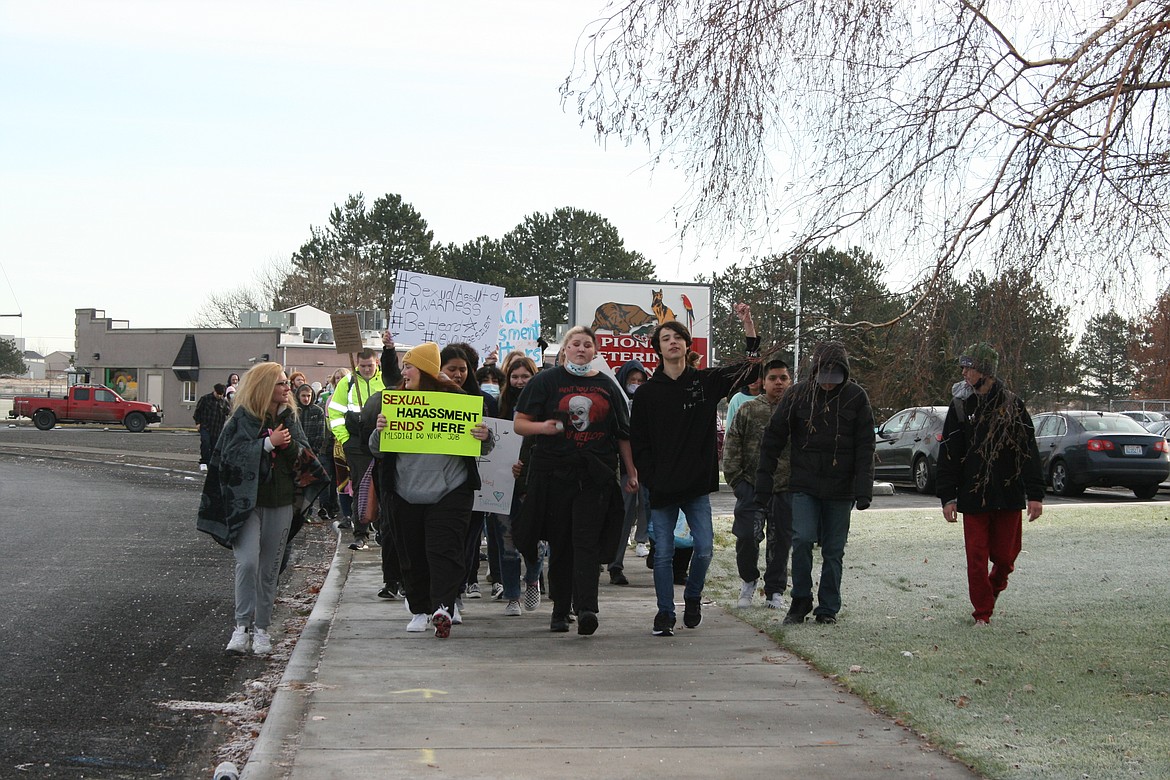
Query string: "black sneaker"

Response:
xmin=683 ymin=597 xmax=703 ymax=628
xmin=608 ymin=569 xmax=629 ymax=586
xmin=550 ymin=614 xmax=571 ymax=633
xmin=577 ymin=610 xmax=599 ymax=635
xmin=378 ymin=585 xmax=403 ymax=600
xmin=783 ymin=596 xmax=813 ymax=625
xmin=652 ymin=610 xmax=675 ymax=637
xmin=814 ymin=613 xmax=838 ymax=625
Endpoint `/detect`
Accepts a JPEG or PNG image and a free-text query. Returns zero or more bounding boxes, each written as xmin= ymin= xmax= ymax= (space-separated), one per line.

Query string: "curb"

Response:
xmin=240 ymin=532 xmax=351 ymax=780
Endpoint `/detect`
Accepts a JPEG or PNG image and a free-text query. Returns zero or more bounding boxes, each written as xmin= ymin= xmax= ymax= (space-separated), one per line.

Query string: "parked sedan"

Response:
xmin=1119 ymin=409 xmax=1170 ymax=431
xmin=1033 ymin=411 xmax=1170 ymax=499
xmin=874 ymin=406 xmax=949 ymax=494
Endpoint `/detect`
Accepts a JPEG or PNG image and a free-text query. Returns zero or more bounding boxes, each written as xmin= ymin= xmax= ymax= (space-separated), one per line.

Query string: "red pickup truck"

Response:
xmin=9 ymin=384 xmax=163 ymax=432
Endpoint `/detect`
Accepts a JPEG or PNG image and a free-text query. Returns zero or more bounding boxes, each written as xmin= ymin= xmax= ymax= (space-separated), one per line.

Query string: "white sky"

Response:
xmin=0 ymin=1 xmax=766 ymax=354
xmin=2 ymin=1 xmax=1161 ymax=356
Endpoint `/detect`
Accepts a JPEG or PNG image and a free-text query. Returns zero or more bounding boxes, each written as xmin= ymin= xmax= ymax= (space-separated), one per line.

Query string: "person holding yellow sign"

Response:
xmin=513 ymin=325 xmax=638 ymax=636
xmin=370 ymin=342 xmax=492 ymax=639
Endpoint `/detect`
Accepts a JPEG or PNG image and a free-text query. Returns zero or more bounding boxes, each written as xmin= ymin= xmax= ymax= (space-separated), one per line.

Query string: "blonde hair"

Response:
xmin=560 ymin=325 xmax=597 ymax=352
xmin=330 ymin=367 xmax=350 ymax=386
xmin=232 ymin=362 xmax=298 ymax=422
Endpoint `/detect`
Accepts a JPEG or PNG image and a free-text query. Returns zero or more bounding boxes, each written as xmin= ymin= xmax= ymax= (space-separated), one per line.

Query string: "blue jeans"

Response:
xmin=649 ymin=495 xmax=713 ymax=615
xmin=790 ymin=493 xmax=853 ymax=618
xmin=610 ymin=484 xmax=650 ymax=572
xmin=488 ymin=512 xmax=543 ymax=601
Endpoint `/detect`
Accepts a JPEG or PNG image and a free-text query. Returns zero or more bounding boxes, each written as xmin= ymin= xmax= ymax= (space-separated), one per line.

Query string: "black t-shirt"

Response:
xmin=514 ymin=367 xmax=630 ymax=463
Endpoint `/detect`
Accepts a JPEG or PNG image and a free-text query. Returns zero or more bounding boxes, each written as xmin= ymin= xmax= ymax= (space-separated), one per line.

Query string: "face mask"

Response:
xmin=626 ymin=383 xmax=640 ymax=395
xmin=952 ymin=380 xmax=973 ymax=400
xmin=564 ymin=360 xmax=593 ymax=377
xmin=480 ymin=383 xmax=500 ymax=398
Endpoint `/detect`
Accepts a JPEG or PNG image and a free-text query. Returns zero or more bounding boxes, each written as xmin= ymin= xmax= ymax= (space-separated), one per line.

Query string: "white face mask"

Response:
xmin=952 ymin=380 xmax=973 ymax=400
xmin=626 ymin=383 xmax=640 ymax=395
xmin=480 ymin=383 xmax=500 ymax=398
xmin=564 ymin=360 xmax=593 ymax=377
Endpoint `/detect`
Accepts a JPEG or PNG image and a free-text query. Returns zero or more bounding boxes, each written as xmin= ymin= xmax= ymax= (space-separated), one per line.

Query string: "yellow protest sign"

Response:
xmin=378 ymin=390 xmax=483 ymax=456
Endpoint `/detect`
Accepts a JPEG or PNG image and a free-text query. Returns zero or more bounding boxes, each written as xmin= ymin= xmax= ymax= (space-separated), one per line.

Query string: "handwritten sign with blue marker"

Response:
xmin=498 ymin=296 xmax=542 ymax=363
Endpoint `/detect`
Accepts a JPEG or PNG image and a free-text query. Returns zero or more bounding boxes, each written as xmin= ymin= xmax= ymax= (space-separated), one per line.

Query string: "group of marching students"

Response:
xmin=199 ymin=302 xmax=767 ymax=650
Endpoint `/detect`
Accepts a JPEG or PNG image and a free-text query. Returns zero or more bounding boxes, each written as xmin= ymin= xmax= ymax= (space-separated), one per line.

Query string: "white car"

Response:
xmin=1119 ymin=410 xmax=1170 ymax=431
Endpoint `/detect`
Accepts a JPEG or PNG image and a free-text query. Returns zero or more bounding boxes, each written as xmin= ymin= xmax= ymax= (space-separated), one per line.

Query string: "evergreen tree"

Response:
xmin=500 ymin=207 xmax=657 ymax=335
xmin=0 ymin=337 xmax=27 ymax=376
xmin=1077 ymin=312 xmax=1137 ymax=403
xmin=277 ymin=192 xmax=442 ymax=313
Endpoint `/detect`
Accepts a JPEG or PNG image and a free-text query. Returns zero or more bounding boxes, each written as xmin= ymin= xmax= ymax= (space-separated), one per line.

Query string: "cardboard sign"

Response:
xmin=472 ymin=417 xmax=524 ymax=513
xmin=377 ymin=390 xmax=483 ymax=456
xmin=330 ymin=313 xmax=365 ymax=354
xmin=498 ymin=296 xmax=542 ymax=363
xmin=390 ymin=271 xmax=504 ymax=358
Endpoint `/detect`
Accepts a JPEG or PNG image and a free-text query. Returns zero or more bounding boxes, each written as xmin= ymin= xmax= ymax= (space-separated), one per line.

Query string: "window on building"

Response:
xmin=182 ymin=381 xmax=197 ymax=403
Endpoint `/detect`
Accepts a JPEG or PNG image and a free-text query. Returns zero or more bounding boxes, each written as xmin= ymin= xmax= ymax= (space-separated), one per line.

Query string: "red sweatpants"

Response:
xmin=962 ymin=510 xmax=1023 ymax=622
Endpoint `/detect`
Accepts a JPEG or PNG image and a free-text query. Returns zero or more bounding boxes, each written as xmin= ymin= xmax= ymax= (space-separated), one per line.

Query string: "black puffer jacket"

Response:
xmin=755 ymin=342 xmax=875 ymax=503
xmin=935 ymin=380 xmax=1044 ymax=513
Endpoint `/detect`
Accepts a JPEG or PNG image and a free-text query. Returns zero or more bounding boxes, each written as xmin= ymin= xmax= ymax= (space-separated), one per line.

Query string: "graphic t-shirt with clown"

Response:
xmin=514 ymin=367 xmax=630 ymax=464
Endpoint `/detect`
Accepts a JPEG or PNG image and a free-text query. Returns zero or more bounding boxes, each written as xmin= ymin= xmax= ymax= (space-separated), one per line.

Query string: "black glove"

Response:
xmin=855 ymin=497 xmax=871 ymax=511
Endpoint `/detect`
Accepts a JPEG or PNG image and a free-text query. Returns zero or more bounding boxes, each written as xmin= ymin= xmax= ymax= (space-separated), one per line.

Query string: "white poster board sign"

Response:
xmin=473 ymin=417 xmax=524 ymax=513
xmin=498 ymin=296 xmax=542 ymax=363
xmin=390 ymin=270 xmax=505 ymax=357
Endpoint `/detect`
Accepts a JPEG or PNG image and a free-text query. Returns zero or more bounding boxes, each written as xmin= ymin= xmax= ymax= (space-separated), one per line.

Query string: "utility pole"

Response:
xmin=793 ymin=254 xmax=802 ymax=382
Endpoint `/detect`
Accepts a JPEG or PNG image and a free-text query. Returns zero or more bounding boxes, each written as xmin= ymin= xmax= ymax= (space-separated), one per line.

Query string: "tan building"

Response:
xmin=74 ymin=307 xmax=382 ymax=425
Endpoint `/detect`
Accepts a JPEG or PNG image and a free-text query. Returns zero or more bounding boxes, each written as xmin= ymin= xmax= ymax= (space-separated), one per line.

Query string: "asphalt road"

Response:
xmin=0 ymin=433 xmax=331 ymax=779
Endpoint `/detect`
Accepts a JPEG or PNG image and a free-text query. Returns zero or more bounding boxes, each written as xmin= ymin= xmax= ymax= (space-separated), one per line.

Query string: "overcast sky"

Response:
xmin=1 ymin=1 xmax=763 ymax=354
xmin=3 ymin=2 xmax=1162 ymax=356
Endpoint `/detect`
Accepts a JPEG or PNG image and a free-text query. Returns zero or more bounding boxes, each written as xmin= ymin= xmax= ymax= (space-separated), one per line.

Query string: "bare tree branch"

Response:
xmin=562 ymin=0 xmax=1170 ymax=324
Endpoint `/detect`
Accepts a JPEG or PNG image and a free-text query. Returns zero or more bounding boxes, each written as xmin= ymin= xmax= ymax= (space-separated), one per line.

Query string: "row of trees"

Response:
xmin=194 ymin=193 xmax=656 ymax=333
xmin=700 ymin=248 xmax=1170 ymax=416
xmin=195 ymin=193 xmax=1167 ymax=417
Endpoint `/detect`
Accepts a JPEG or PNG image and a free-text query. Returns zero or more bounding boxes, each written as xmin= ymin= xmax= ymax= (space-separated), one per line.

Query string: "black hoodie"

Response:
xmin=754 ymin=341 xmax=875 ymax=503
xmin=630 ymin=339 xmax=759 ymax=509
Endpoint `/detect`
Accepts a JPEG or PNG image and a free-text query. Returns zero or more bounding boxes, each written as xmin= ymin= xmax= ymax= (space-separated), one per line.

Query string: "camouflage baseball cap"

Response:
xmin=959 ymin=342 xmax=998 ymax=375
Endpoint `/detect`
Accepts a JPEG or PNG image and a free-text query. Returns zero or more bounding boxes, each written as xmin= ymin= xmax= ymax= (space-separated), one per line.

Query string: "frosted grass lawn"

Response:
xmin=707 ymin=504 xmax=1170 ymax=779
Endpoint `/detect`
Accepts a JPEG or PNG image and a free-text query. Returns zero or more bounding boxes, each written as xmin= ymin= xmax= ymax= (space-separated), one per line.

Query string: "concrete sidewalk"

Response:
xmin=243 ymin=542 xmax=978 ymax=780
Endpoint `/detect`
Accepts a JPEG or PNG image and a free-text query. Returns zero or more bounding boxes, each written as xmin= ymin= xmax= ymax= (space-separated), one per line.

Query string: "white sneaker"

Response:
xmin=225 ymin=625 xmax=250 ymax=654
xmin=199 ymin=463 xmax=208 ymax=472
xmin=635 ymin=542 xmax=649 ymax=558
xmin=406 ymin=613 xmax=429 ymax=632
xmin=738 ymin=580 xmax=757 ymax=608
xmin=504 ymin=599 xmax=522 ymax=616
xmin=433 ymin=606 xmax=452 ymax=638
xmin=252 ymin=629 xmax=273 ymax=655
xmin=452 ymin=604 xmax=463 ymax=625
xmin=765 ymin=592 xmax=786 ymax=610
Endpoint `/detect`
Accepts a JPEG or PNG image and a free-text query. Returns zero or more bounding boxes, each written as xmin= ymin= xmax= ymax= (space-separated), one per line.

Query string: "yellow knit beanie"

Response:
xmin=403 ymin=342 xmax=441 ymax=379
